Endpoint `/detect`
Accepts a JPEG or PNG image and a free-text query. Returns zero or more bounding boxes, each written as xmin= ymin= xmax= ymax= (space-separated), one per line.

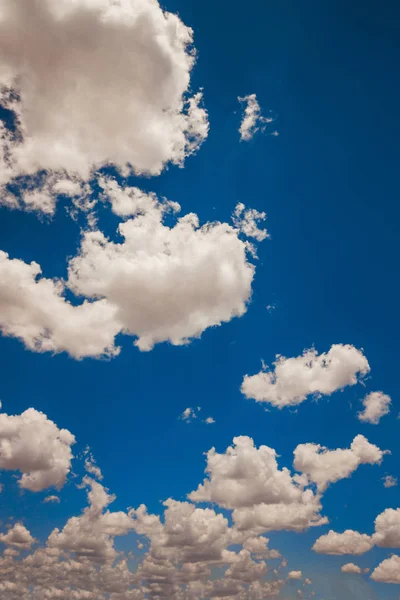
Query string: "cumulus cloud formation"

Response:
xmin=0 ymin=408 xmax=75 ymax=491
xmin=312 ymin=530 xmax=374 ymax=555
xmin=0 ymin=181 xmax=267 ymax=358
xmin=238 ymin=94 xmax=274 ymax=141
xmin=371 ymin=554 xmax=400 ymax=584
xmin=189 ymin=436 xmax=328 ymax=534
xmin=0 ymin=250 xmax=121 ymax=359
xmin=358 ymin=391 xmax=391 ymax=424
xmin=288 ymin=571 xmax=302 ymax=580
xmin=293 ymin=434 xmax=385 ymax=492
xmin=0 ymin=523 xmax=35 ymax=549
xmin=341 ymin=563 xmax=363 ymax=574
xmin=0 ymin=0 xmax=209 ymax=214
xmin=242 ymin=344 xmax=370 ymax=408
xmin=373 ymin=508 xmax=400 ymax=548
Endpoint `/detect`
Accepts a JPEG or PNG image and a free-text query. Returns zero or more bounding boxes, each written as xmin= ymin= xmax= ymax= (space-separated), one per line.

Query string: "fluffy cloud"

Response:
xmin=0 ymin=523 xmax=36 ymax=549
xmin=293 ymin=434 xmax=385 ymax=492
xmin=0 ymin=408 xmax=75 ymax=491
xmin=48 ymin=477 xmax=134 ymax=564
xmin=373 ymin=508 xmax=400 ymax=548
xmin=43 ymin=496 xmax=60 ymax=504
xmin=288 ymin=571 xmax=302 ymax=580
xmin=371 ymin=554 xmax=400 ymax=584
xmin=238 ymin=94 xmax=273 ymax=141
xmin=341 ymin=563 xmax=363 ymax=574
xmin=383 ymin=475 xmax=398 ymax=488
xmin=241 ymin=345 xmax=370 ymax=408
xmin=0 ymin=250 xmax=121 ymax=359
xmin=0 ymin=182 xmax=267 ymax=358
xmin=358 ymin=391 xmax=391 ymax=424
xmin=312 ymin=530 xmax=374 ymax=555
xmin=188 ymin=436 xmax=327 ymax=534
xmin=0 ymin=0 xmax=208 ymax=214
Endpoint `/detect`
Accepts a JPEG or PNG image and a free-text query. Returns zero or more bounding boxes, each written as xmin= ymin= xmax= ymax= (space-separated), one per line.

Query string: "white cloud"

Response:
xmin=293 ymin=434 xmax=385 ymax=492
xmin=358 ymin=391 xmax=391 ymax=424
xmin=312 ymin=530 xmax=374 ymax=555
xmin=238 ymin=94 xmax=273 ymax=141
xmin=43 ymin=495 xmax=60 ymax=504
xmin=288 ymin=571 xmax=302 ymax=580
xmin=232 ymin=203 xmax=269 ymax=242
xmin=0 ymin=182 xmax=267 ymax=358
xmin=84 ymin=449 xmax=103 ymax=481
xmin=204 ymin=417 xmax=215 ymax=424
xmin=0 ymin=408 xmax=75 ymax=491
xmin=188 ymin=436 xmax=328 ymax=534
xmin=341 ymin=563 xmax=363 ymax=574
xmin=0 ymin=523 xmax=35 ymax=549
xmin=371 ymin=554 xmax=400 ymax=583
xmin=0 ymin=250 xmax=121 ymax=359
xmin=180 ymin=407 xmax=199 ymax=422
xmin=373 ymin=508 xmax=400 ymax=548
xmin=242 ymin=344 xmax=370 ymax=408
xmin=383 ymin=475 xmax=398 ymax=488
xmin=0 ymin=0 xmax=208 ymax=213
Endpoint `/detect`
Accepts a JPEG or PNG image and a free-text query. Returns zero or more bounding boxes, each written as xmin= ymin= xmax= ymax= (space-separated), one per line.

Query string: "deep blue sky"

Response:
xmin=0 ymin=1 xmax=399 ymax=597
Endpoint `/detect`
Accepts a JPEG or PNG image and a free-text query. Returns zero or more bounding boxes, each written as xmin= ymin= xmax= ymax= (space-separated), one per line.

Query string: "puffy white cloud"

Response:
xmin=0 ymin=523 xmax=35 ymax=549
xmin=238 ymin=94 xmax=273 ymax=141
xmin=48 ymin=477 xmax=134 ymax=564
xmin=373 ymin=508 xmax=400 ymax=548
xmin=358 ymin=391 xmax=391 ymax=424
xmin=67 ymin=184 xmax=264 ymax=353
xmin=383 ymin=475 xmax=398 ymax=488
xmin=312 ymin=530 xmax=374 ymax=555
xmin=241 ymin=345 xmax=370 ymax=408
xmin=188 ymin=436 xmax=327 ymax=534
xmin=232 ymin=203 xmax=268 ymax=242
xmin=293 ymin=434 xmax=385 ymax=492
xmin=288 ymin=571 xmax=302 ymax=580
xmin=0 ymin=181 xmax=267 ymax=358
xmin=0 ymin=250 xmax=121 ymax=359
xmin=370 ymin=554 xmax=400 ymax=583
xmin=341 ymin=563 xmax=363 ymax=574
xmin=0 ymin=0 xmax=209 ymax=213
xmin=0 ymin=408 xmax=75 ymax=491
xmin=204 ymin=417 xmax=215 ymax=424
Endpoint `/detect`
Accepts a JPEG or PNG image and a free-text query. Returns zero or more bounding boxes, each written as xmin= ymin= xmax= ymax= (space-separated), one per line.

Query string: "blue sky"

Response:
xmin=0 ymin=0 xmax=399 ymax=599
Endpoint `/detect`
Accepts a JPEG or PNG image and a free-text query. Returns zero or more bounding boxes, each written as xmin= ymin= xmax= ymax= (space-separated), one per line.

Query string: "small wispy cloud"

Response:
xmin=383 ymin=475 xmax=398 ymax=488
xmin=43 ymin=495 xmax=60 ymax=504
xmin=238 ymin=94 xmax=277 ymax=141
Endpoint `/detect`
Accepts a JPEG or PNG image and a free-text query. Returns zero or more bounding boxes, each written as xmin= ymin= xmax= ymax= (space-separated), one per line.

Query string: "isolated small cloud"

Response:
xmin=288 ymin=571 xmax=302 ymax=580
xmin=341 ymin=563 xmax=363 ymax=574
xmin=43 ymin=496 xmax=60 ymax=504
xmin=242 ymin=344 xmax=370 ymax=409
xmin=358 ymin=391 xmax=391 ymax=424
xmin=180 ymin=407 xmax=200 ymax=422
xmin=204 ymin=417 xmax=215 ymax=424
xmin=383 ymin=475 xmax=398 ymax=488
xmin=238 ymin=94 xmax=274 ymax=141
xmin=0 ymin=523 xmax=35 ymax=549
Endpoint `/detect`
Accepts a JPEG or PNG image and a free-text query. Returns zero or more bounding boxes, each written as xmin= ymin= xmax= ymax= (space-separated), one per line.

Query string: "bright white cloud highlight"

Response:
xmin=288 ymin=571 xmax=302 ymax=580
xmin=294 ymin=434 xmax=385 ymax=492
xmin=371 ymin=554 xmax=400 ymax=584
xmin=189 ymin=436 xmax=328 ymax=534
xmin=242 ymin=344 xmax=370 ymax=408
xmin=0 ymin=181 xmax=267 ymax=358
xmin=341 ymin=563 xmax=363 ymax=574
xmin=238 ymin=94 xmax=273 ymax=141
xmin=312 ymin=530 xmax=374 ymax=555
xmin=0 ymin=0 xmax=209 ymax=213
xmin=373 ymin=508 xmax=400 ymax=548
xmin=358 ymin=391 xmax=391 ymax=424
xmin=0 ymin=408 xmax=75 ymax=491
